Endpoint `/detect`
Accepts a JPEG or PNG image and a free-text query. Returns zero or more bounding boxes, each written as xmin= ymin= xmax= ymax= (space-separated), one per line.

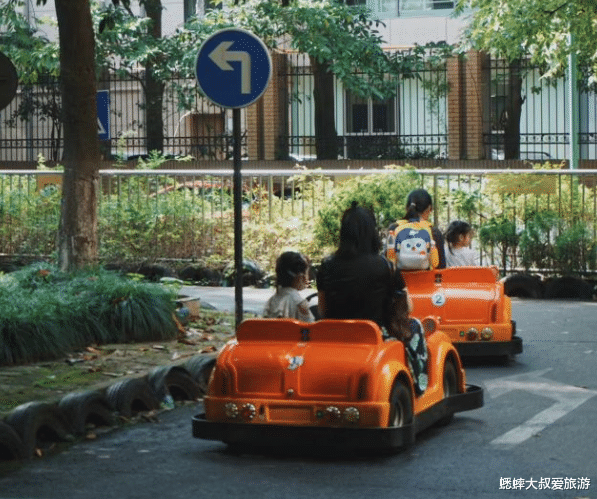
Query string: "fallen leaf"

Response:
xmin=178 ymin=338 xmax=197 ymax=346
xmin=199 ymin=346 xmax=217 ymax=353
xmin=86 ymin=346 xmax=102 ymax=354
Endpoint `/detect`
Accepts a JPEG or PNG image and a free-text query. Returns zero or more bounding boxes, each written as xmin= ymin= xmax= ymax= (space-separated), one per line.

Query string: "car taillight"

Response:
xmin=325 ymin=406 xmax=341 ymax=424
xmin=224 ymin=402 xmax=238 ymax=419
xmin=481 ymin=327 xmax=493 ymax=341
xmin=467 ymin=327 xmax=479 ymax=341
xmin=240 ymin=403 xmax=256 ymax=421
xmin=343 ymin=407 xmax=360 ymax=424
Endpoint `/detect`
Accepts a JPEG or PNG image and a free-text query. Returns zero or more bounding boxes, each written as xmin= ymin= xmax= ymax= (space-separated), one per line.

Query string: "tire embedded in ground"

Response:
xmin=147 ymin=365 xmax=202 ymax=404
xmin=183 ymin=354 xmax=218 ymax=394
xmin=4 ymin=401 xmax=74 ymax=458
xmin=503 ymin=273 xmax=544 ymax=298
xmin=0 ymin=421 xmax=26 ymax=461
xmin=105 ymin=377 xmax=161 ymax=418
xmin=544 ymin=276 xmax=594 ymax=300
xmin=58 ymin=390 xmax=116 ymax=435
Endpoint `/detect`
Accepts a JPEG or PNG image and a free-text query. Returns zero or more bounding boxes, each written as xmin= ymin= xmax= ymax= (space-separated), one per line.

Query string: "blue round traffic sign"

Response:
xmin=195 ymin=28 xmax=272 ymax=109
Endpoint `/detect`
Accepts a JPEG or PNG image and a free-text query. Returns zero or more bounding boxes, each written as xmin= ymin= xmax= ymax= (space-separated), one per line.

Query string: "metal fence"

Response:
xmin=0 ymin=71 xmax=246 ymax=163
xmin=1 ymin=168 xmax=596 ymax=276
xmin=281 ymin=50 xmax=449 ymax=161
xmin=15 ymin=53 xmax=597 ymax=163
xmin=485 ymin=58 xmax=597 ymax=161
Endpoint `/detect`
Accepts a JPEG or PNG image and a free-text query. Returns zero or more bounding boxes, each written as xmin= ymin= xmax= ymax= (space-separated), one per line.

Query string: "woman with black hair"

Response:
xmin=316 ymin=201 xmax=405 ymax=329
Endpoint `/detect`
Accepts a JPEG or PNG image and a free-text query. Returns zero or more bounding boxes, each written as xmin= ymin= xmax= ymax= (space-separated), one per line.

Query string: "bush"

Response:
xmin=553 ymin=223 xmax=597 ymax=275
xmin=518 ymin=211 xmax=559 ymax=271
xmin=0 ymin=264 xmax=178 ymax=365
xmin=312 ymin=166 xmax=421 ymax=253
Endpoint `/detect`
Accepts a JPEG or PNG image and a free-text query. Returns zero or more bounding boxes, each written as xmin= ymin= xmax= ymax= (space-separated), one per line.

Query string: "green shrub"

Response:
xmin=553 ymin=223 xmax=597 ymax=275
xmin=478 ymin=216 xmax=519 ymax=274
xmin=0 ymin=264 xmax=178 ymax=365
xmin=312 ymin=166 xmax=421 ymax=253
xmin=518 ymin=211 xmax=559 ymax=271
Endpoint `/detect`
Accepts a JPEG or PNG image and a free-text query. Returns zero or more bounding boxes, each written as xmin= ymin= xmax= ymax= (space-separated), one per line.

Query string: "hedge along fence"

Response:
xmin=1 ymin=166 xmax=597 ymax=277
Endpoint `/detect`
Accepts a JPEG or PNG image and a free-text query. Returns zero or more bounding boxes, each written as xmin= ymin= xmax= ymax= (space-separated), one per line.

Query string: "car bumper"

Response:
xmin=454 ymin=335 xmax=523 ymax=357
xmin=192 ymin=385 xmax=483 ymax=450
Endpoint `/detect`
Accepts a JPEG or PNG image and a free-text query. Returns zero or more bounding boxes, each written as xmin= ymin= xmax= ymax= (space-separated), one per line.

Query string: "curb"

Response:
xmin=0 ymin=353 xmax=216 ymax=463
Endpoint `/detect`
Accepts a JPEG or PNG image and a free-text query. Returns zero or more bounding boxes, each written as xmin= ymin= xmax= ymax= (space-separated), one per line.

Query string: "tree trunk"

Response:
xmin=55 ymin=0 xmax=100 ymax=271
xmin=502 ymin=59 xmax=524 ymax=160
xmin=310 ymin=57 xmax=338 ymax=160
xmin=144 ymin=0 xmax=165 ymax=154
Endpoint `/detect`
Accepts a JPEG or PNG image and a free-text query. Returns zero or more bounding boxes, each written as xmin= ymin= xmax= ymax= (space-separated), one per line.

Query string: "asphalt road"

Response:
xmin=1 ymin=298 xmax=596 ymax=499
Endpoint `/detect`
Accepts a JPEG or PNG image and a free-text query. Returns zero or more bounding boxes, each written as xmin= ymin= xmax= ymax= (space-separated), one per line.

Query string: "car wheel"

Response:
xmin=388 ymin=380 xmax=413 ymax=428
xmin=438 ymin=361 xmax=458 ymax=426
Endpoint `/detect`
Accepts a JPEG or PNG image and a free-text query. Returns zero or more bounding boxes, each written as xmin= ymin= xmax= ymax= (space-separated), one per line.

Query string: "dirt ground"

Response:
xmin=0 ymin=309 xmax=239 ymax=417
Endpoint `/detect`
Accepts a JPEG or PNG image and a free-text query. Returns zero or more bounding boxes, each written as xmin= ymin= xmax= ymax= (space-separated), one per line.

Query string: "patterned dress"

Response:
xmin=404 ymin=318 xmax=429 ymax=395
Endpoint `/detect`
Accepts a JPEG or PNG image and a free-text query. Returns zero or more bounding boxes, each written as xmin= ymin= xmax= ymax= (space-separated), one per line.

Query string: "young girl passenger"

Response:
xmin=263 ymin=251 xmax=314 ymax=322
xmin=444 ymin=220 xmax=478 ymax=267
xmin=387 ymin=288 xmax=428 ymax=395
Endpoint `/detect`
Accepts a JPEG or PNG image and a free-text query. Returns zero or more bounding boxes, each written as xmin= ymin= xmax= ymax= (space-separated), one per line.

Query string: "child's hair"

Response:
xmin=403 ymin=189 xmax=433 ymax=221
xmin=387 ymin=289 xmax=413 ymax=341
xmin=275 ymin=251 xmax=309 ymax=288
xmin=444 ymin=220 xmax=473 ymax=254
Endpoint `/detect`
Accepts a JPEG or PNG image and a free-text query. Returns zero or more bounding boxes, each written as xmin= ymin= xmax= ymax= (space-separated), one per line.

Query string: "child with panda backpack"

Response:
xmin=386 ymin=189 xmax=446 ymax=271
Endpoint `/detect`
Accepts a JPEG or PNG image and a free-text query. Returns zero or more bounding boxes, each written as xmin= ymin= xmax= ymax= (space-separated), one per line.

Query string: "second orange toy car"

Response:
xmin=403 ymin=266 xmax=523 ymax=358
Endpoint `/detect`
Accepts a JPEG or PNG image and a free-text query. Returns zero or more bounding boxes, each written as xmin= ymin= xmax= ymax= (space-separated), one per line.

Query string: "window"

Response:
xmin=346 ymin=91 xmax=396 ymax=134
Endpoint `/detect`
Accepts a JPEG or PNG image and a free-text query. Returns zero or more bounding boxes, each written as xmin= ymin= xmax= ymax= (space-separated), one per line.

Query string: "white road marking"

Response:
xmin=485 ymin=369 xmax=597 ymax=448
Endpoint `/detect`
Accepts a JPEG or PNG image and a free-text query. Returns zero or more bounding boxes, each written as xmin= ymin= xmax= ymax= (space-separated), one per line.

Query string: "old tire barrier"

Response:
xmin=105 ymin=377 xmax=160 ymax=418
xmin=0 ymin=420 xmax=26 ymax=461
xmin=4 ymin=402 xmax=73 ymax=458
xmin=184 ymin=354 xmax=217 ymax=395
xmin=503 ymin=273 xmax=544 ymax=298
xmin=544 ymin=276 xmax=594 ymax=300
xmin=147 ymin=365 xmax=202 ymax=405
xmin=58 ymin=390 xmax=116 ymax=435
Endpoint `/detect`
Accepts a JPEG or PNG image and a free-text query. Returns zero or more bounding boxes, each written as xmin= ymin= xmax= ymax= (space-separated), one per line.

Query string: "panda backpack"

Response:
xmin=389 ymin=219 xmax=438 ymax=270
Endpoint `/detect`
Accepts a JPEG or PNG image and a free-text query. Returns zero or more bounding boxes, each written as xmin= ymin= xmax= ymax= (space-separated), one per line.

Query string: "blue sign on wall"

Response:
xmin=97 ymin=90 xmax=110 ymax=141
xmin=195 ymin=28 xmax=272 ymax=109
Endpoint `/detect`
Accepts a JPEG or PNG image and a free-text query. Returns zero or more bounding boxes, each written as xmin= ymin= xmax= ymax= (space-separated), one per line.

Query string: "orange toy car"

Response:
xmin=192 ymin=318 xmax=483 ymax=451
xmin=402 ymin=266 xmax=522 ymax=358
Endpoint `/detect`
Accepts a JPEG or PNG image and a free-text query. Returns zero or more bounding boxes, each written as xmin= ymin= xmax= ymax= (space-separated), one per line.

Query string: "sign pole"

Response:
xmin=233 ymin=108 xmax=243 ymax=328
xmin=195 ymin=28 xmax=272 ymax=330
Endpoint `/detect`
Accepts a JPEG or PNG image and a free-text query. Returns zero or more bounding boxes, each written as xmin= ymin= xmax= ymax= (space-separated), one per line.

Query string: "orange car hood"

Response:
xmin=221 ymin=319 xmax=385 ymax=400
